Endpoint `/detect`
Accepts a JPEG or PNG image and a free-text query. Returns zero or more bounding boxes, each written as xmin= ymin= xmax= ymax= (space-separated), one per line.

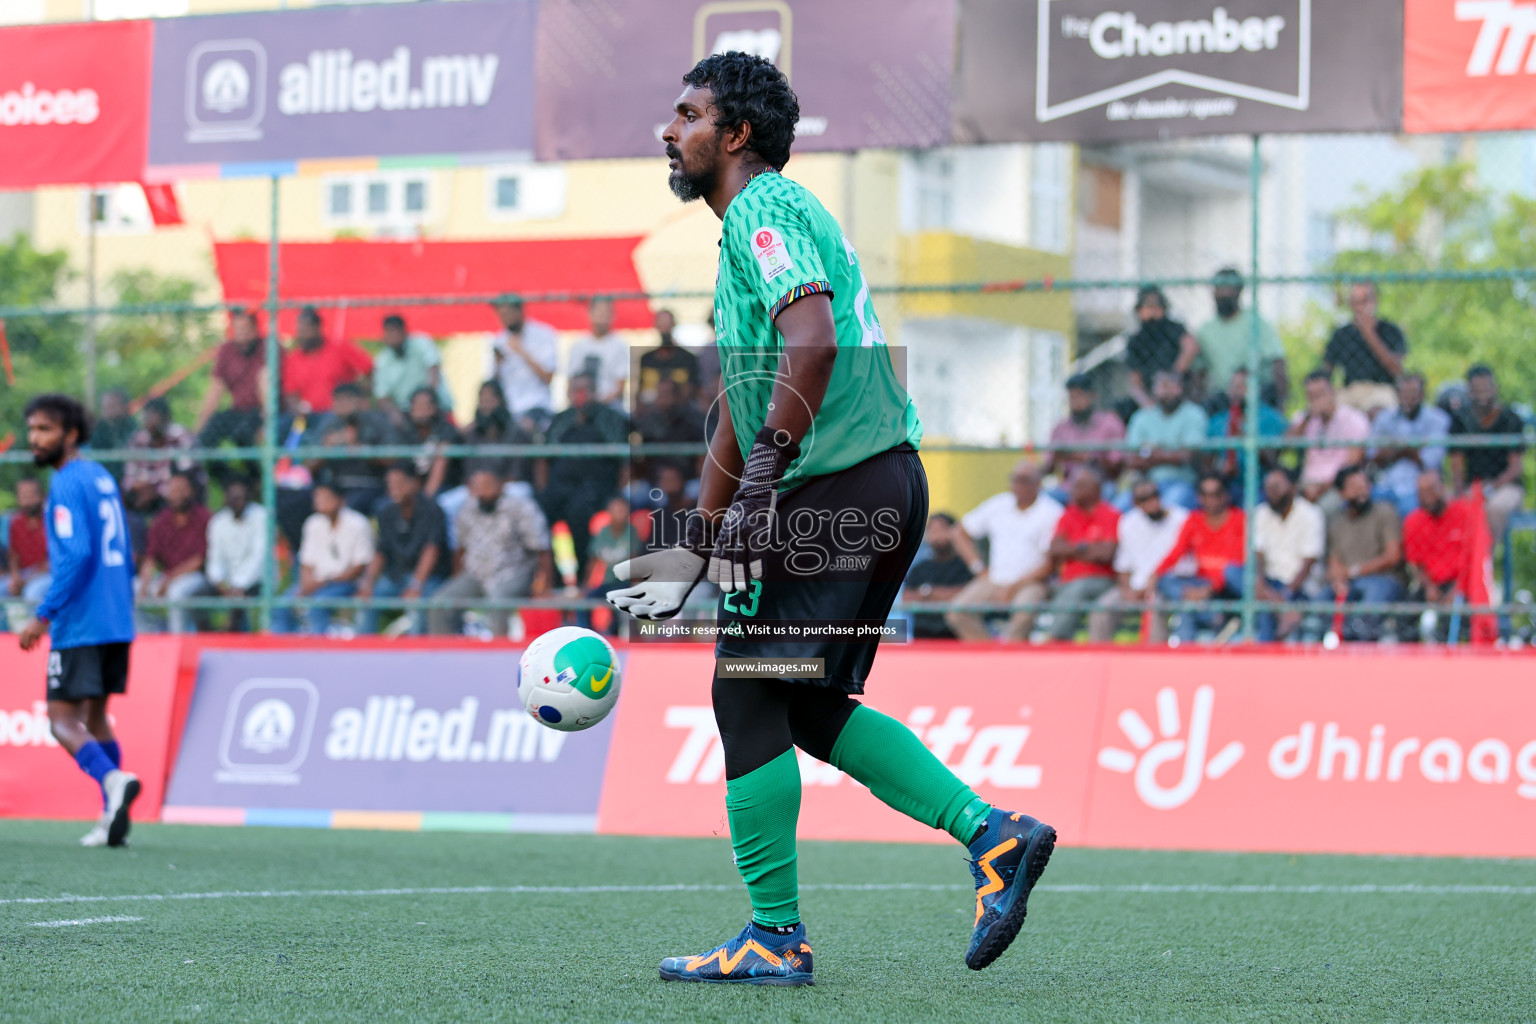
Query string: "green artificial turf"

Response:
xmin=1 ymin=821 xmax=1531 ymax=1023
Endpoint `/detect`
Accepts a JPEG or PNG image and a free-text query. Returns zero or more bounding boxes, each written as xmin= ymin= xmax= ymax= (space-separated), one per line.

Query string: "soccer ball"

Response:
xmin=517 ymin=626 xmax=622 ymax=732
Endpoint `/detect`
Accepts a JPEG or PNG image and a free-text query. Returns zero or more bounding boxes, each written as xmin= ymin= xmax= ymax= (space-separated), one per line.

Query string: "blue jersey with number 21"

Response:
xmin=37 ymin=458 xmax=136 ymax=649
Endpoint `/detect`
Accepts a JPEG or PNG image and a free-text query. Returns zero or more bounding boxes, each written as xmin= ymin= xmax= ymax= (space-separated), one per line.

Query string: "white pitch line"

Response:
xmin=2 ymin=881 xmax=1534 ymax=909
xmin=30 ymin=915 xmax=143 ymax=928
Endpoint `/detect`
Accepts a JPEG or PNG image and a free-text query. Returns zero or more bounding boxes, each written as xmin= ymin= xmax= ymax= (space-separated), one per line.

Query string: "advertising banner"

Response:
xmin=954 ymin=0 xmax=1403 ymax=143
xmin=599 ymin=646 xmax=1536 ymax=857
xmin=534 ymin=0 xmax=956 ymax=160
xmin=147 ymin=0 xmax=536 ymax=168
xmin=0 ymin=19 xmax=152 ymax=188
xmin=0 ymin=637 xmax=186 ymax=821
xmin=1403 ymin=0 xmax=1536 ymax=133
xmin=162 ymin=650 xmax=614 ymax=830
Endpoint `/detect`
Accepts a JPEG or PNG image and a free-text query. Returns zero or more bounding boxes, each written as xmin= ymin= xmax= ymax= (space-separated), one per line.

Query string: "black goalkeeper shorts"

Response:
xmin=715 ymin=445 xmax=927 ymax=693
xmin=46 ymin=642 xmax=131 ymax=703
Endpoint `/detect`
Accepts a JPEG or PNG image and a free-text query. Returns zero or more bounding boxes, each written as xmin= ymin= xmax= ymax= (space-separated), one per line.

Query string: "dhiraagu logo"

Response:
xmin=553 ymin=634 xmax=616 ymax=700
xmin=722 ymin=579 xmax=763 ymax=617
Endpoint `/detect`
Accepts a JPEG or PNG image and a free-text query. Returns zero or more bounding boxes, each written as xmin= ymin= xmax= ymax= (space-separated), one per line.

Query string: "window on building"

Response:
xmin=1029 ymin=144 xmax=1071 ymax=254
xmin=321 ymin=172 xmax=434 ymax=232
xmin=906 ymin=151 xmax=955 ymax=232
xmin=79 ymin=185 xmax=152 ymax=235
xmin=485 ymin=164 xmax=567 ymax=220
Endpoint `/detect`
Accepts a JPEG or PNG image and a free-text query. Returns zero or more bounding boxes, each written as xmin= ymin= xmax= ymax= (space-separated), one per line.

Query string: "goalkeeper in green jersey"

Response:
xmin=606 ymin=52 xmax=1055 ymax=986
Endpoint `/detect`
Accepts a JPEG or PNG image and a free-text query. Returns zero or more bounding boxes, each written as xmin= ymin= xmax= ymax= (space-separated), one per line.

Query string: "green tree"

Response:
xmin=1284 ymin=161 xmax=1536 ymax=402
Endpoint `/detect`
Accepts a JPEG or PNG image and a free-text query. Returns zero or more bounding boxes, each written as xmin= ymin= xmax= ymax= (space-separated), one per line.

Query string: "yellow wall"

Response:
xmin=897 ymin=232 xmax=1075 ymax=337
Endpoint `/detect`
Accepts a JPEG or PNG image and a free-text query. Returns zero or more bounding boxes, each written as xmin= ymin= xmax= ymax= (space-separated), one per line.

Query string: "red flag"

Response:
xmin=1456 ymin=487 xmax=1499 ymax=645
xmin=141 ymin=183 xmax=183 ymax=227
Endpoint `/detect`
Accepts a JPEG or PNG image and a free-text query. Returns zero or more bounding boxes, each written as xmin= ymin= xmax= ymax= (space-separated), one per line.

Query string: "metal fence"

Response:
xmin=0 ymin=132 xmax=1533 ymax=644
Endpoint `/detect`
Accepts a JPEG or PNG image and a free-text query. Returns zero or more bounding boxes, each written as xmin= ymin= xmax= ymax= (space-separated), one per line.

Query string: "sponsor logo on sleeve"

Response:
xmin=751 ymin=226 xmax=795 ymax=285
xmin=52 ymin=505 xmax=72 ymax=539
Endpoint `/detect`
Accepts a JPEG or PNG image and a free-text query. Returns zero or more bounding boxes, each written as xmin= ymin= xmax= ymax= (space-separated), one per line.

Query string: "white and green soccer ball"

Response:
xmin=517 ymin=626 xmax=621 ymax=732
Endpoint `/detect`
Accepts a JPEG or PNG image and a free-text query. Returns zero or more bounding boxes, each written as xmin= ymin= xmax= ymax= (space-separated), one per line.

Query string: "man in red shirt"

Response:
xmin=6 ymin=477 xmax=50 ymax=604
xmin=282 ymin=307 xmax=373 ymax=415
xmin=135 ymin=472 xmax=212 ymax=634
xmin=1045 ymin=467 xmax=1118 ymax=640
xmin=1403 ymin=470 xmax=1470 ymax=608
xmin=196 ymin=308 xmax=267 ymax=480
xmin=1152 ymin=473 xmax=1246 ymax=643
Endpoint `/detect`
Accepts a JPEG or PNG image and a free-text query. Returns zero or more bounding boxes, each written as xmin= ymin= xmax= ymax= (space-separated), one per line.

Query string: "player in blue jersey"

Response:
xmin=18 ymin=394 xmax=141 ymax=848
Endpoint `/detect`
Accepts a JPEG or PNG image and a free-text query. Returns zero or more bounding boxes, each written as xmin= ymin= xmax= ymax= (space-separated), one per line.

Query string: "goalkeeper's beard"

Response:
xmin=668 ymin=152 xmax=716 ymax=203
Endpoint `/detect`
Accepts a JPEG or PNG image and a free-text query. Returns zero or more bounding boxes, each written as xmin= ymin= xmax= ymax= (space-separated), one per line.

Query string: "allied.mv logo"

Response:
xmin=240 ymin=697 xmax=296 ymax=754
xmin=1097 ymin=686 xmax=1244 ymax=809
xmin=217 ymin=678 xmax=318 ymax=783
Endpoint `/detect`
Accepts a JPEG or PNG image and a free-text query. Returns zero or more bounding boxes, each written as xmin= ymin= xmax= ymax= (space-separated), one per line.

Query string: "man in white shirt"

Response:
xmin=946 ymin=460 xmax=1063 ymax=641
xmin=271 ymin=480 xmax=375 ymax=634
xmin=490 ymin=294 xmax=559 ymax=433
xmin=566 ymin=296 xmax=629 ymax=410
xmin=1234 ymin=467 xmax=1325 ymax=642
xmin=205 ymin=476 xmax=267 ymax=633
xmin=1088 ymin=479 xmax=1188 ymax=643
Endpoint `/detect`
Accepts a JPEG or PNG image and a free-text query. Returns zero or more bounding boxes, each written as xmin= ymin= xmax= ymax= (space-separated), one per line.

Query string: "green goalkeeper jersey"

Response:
xmin=714 ymin=170 xmax=922 ymax=489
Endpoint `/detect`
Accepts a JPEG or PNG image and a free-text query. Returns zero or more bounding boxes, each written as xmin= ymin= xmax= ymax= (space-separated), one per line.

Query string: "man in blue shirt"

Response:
xmin=17 ymin=394 xmax=140 ymax=848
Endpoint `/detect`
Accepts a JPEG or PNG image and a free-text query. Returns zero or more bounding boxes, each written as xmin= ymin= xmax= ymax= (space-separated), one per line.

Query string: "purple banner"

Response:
xmin=148 ymin=0 xmax=536 ymax=166
xmin=534 ymin=0 xmax=955 ymax=160
xmin=163 ymin=651 xmax=614 ymax=822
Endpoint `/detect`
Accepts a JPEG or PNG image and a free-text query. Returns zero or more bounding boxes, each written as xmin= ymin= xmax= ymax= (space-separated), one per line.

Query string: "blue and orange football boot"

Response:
xmin=964 ymin=808 xmax=1056 ymax=970
xmin=659 ymin=921 xmax=814 ymax=986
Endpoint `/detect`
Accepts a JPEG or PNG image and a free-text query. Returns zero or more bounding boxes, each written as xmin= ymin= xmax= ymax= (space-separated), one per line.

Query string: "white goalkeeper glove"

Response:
xmin=605 ymin=515 xmax=713 ymax=621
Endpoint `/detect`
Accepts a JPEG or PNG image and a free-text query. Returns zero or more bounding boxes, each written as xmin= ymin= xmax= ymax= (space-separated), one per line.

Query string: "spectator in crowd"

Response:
xmin=309 ymin=383 xmax=397 ymax=516
xmin=135 ymin=471 xmax=211 ymax=634
xmin=1370 ymin=372 xmax=1450 ymax=517
xmin=357 ymin=464 xmax=449 ymax=635
xmin=1448 ymin=364 xmax=1527 ymax=540
xmin=901 ymin=512 xmax=974 ymax=639
xmin=195 ymin=308 xmax=266 ymax=480
xmin=430 ymin=469 xmax=553 ymax=638
xmin=122 ymin=396 xmax=199 ymax=513
xmin=648 ymin=463 xmax=695 ymax=544
xmin=271 ymin=480 xmax=375 ymax=635
xmin=1088 ymin=479 xmax=1188 ymax=644
xmin=1125 ymin=370 xmax=1208 ymax=510
xmin=204 ymin=475 xmax=265 ymax=634
xmin=1234 ymin=468 xmax=1325 ymax=642
xmin=945 ymin=460 xmax=1063 ymax=642
xmin=1044 ymin=467 xmax=1119 ymax=641
xmin=1289 ymin=370 xmax=1370 ymax=513
xmin=1125 ymin=286 xmax=1199 ymax=411
xmin=634 ymin=377 xmax=707 ymax=481
xmin=91 ymin=388 xmax=138 ymax=454
xmin=373 ymin=314 xmax=451 ymax=422
xmin=540 ymin=372 xmax=630 ymax=569
xmin=1327 ymin=464 xmax=1405 ymax=642
xmin=638 ymin=308 xmax=701 ymax=402
xmin=490 ymin=294 xmax=559 ymax=435
xmin=1322 ymin=282 xmax=1406 ymax=415
xmin=1048 ymin=374 xmax=1124 ymax=485
xmin=1206 ymin=366 xmax=1287 ymax=501
xmin=1403 ymin=470 xmax=1471 ymax=629
xmin=403 ymin=386 xmax=462 ymax=499
xmin=1196 ymin=267 xmax=1289 ymax=410
xmin=5 ymin=478 xmax=50 ymax=604
xmin=462 ymin=380 xmax=532 ymax=485
xmin=583 ymin=494 xmax=637 ymax=634
xmin=282 ymin=306 xmax=373 ymax=415
xmin=567 ymin=296 xmax=630 ymax=409
xmin=1153 ymin=473 xmax=1247 ymax=644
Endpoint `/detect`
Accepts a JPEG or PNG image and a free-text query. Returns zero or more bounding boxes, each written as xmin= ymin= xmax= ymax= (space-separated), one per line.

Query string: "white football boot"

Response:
xmin=101 ymin=769 xmax=141 ymax=848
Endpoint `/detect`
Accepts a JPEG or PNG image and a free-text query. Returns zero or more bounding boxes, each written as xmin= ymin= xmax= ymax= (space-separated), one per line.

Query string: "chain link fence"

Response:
xmin=0 ymin=132 xmax=1532 ymax=644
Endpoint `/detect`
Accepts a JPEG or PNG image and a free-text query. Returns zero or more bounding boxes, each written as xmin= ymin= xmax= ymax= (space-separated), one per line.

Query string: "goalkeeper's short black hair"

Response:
xmin=24 ymin=393 xmax=92 ymax=445
xmin=683 ymin=52 xmax=800 ymax=170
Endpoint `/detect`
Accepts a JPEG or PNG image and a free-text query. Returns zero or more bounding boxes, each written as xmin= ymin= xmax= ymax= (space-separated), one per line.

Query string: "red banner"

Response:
xmin=0 ymin=19 xmax=153 ymax=188
xmin=214 ymin=237 xmax=650 ymax=339
xmin=1404 ymin=0 xmax=1536 ymax=133
xmin=599 ymin=646 xmax=1536 ymax=858
xmin=0 ymin=637 xmax=187 ymax=822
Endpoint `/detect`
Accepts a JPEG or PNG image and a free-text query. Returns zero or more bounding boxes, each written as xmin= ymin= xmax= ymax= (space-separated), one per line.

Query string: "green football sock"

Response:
xmin=726 ymin=748 xmax=802 ymax=929
xmin=830 ymin=704 xmax=992 ymax=845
